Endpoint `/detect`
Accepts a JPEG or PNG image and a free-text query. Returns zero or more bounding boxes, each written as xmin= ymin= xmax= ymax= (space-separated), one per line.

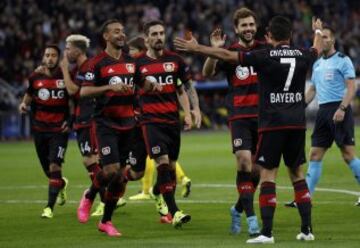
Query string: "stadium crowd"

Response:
xmin=0 ymin=0 xmax=359 ymax=121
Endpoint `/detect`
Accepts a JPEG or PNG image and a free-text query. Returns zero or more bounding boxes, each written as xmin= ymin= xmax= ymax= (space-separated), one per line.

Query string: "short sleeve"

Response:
xmin=82 ymin=61 xmax=97 ymax=87
xmin=26 ymin=73 xmax=36 ymax=95
xmin=304 ymin=47 xmax=319 ymax=64
xmin=215 ymin=59 xmax=226 ymax=73
xmin=341 ymin=56 xmax=356 ymax=79
xmin=134 ymin=62 xmax=145 ymax=87
xmin=238 ymin=51 xmax=259 ymax=67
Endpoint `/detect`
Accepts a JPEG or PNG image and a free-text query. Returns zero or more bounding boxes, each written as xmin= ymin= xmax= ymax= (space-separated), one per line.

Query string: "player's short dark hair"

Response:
xmin=128 ymin=36 xmax=146 ymax=51
xmin=143 ymin=20 xmax=165 ymax=35
xmin=101 ymin=19 xmax=122 ymax=34
xmin=44 ymin=44 xmax=60 ymax=56
xmin=233 ymin=7 xmax=257 ymax=26
xmin=268 ymin=16 xmax=292 ymax=41
xmin=322 ymin=25 xmax=335 ymax=38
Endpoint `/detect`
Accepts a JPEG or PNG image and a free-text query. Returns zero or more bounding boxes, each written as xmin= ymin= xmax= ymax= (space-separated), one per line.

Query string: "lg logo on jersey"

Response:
xmin=235 ymin=66 xmax=256 ymax=80
xmin=145 ymin=75 xmax=174 ymax=85
xmin=109 ymin=76 xmax=134 ymax=87
xmin=38 ymin=88 xmax=65 ymax=100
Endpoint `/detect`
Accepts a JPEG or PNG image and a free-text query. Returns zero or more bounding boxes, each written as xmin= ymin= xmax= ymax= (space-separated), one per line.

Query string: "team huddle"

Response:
xmin=19 ymin=6 xmax=360 ymax=244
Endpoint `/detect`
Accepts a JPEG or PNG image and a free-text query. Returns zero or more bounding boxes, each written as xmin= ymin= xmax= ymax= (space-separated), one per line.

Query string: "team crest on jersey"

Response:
xmin=233 ymin=138 xmax=242 ymax=147
xmin=38 ymin=88 xmax=50 ymax=101
xmin=56 ymin=80 xmax=65 ymax=88
xmin=101 ymin=146 xmax=111 ymax=156
xmin=163 ymin=62 xmax=175 ymax=72
xmin=235 ymin=66 xmax=250 ymax=80
xmin=126 ymin=64 xmax=135 ymax=73
xmin=152 ymin=146 xmax=161 ymax=155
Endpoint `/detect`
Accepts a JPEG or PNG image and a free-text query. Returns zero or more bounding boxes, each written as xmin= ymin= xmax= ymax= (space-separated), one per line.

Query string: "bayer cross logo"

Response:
xmin=163 ymin=62 xmax=175 ymax=72
xmin=38 ymin=88 xmax=50 ymax=100
xmin=56 ymin=80 xmax=65 ymax=88
xmin=85 ymin=72 xmax=94 ymax=80
xmin=235 ymin=65 xmax=250 ymax=80
xmin=109 ymin=76 xmax=122 ymax=85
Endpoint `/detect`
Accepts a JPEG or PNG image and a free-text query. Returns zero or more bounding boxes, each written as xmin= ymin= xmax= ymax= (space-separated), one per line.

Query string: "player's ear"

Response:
xmin=102 ymin=32 xmax=109 ymax=42
xmin=233 ymin=25 xmax=239 ymax=34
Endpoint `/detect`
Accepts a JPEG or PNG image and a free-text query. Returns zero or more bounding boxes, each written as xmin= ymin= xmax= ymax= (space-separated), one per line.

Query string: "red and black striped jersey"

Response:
xmin=216 ymin=40 xmax=268 ymax=121
xmin=136 ymin=50 xmax=191 ymax=124
xmin=238 ymin=44 xmax=318 ymax=132
xmin=71 ymin=59 xmax=95 ymax=130
xmin=26 ymin=69 xmax=70 ymax=132
xmin=83 ymin=51 xmax=137 ymax=130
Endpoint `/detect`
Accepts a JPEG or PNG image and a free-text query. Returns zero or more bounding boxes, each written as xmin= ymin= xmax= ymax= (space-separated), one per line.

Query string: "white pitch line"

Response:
xmin=0 ymin=183 xmax=358 ymax=196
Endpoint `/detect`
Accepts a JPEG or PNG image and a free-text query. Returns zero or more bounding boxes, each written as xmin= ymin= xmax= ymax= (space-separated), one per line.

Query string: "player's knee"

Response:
xmin=288 ymin=166 xmax=304 ymax=182
xmin=235 ymin=151 xmax=252 ymax=171
xmin=83 ymin=155 xmax=97 ymax=167
xmin=155 ymin=155 xmax=169 ymax=165
xmin=102 ymin=164 xmax=120 ymax=179
xmin=309 ymin=150 xmax=323 ymax=161
xmin=342 ymin=151 xmax=355 ymax=164
xmin=132 ymin=170 xmax=145 ymax=180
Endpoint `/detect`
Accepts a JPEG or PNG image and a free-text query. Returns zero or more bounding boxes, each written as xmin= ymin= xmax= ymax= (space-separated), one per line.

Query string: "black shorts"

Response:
xmin=312 ymin=102 xmax=355 ymax=148
xmin=127 ymin=126 xmax=147 ymax=172
xmin=255 ymin=130 xmax=306 ymax=169
xmin=95 ymin=123 xmax=134 ymax=167
xmin=229 ymin=118 xmax=258 ymax=154
xmin=142 ymin=123 xmax=181 ymax=161
xmin=33 ymin=131 xmax=69 ymax=171
xmin=75 ymin=126 xmax=97 ymax=156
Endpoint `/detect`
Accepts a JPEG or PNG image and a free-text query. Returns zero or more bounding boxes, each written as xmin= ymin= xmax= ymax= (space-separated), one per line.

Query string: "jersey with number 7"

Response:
xmin=238 ymin=44 xmax=318 ymax=132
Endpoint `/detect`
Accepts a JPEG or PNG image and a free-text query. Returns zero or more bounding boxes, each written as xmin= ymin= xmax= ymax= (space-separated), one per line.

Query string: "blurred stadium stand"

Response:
xmin=1 ymin=0 xmax=360 ymax=139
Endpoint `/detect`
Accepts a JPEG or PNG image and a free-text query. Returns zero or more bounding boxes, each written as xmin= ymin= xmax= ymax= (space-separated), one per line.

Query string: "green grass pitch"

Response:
xmin=0 ymin=130 xmax=359 ymax=247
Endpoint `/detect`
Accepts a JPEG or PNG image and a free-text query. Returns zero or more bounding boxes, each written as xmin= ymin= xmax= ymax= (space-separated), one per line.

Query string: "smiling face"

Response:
xmin=234 ymin=16 xmax=257 ymax=44
xmin=146 ymin=24 xmax=165 ymax=51
xmin=103 ymin=22 xmax=126 ymax=50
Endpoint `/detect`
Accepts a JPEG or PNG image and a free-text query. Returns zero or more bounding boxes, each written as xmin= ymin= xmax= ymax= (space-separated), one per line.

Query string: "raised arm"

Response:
xmin=312 ymin=17 xmax=324 ymax=55
xmin=174 ymin=37 xmax=238 ymax=64
xmin=202 ymin=28 xmax=227 ymax=77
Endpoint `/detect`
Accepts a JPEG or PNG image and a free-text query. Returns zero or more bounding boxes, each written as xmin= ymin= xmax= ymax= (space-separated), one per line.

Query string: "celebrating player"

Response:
xmin=202 ymin=7 xmax=265 ymax=235
xmin=19 ymin=45 xmax=70 ymax=219
xmin=135 ymin=20 xmax=200 ymax=227
xmin=127 ymin=36 xmax=193 ymax=201
xmin=174 ymin=15 xmax=323 ymax=243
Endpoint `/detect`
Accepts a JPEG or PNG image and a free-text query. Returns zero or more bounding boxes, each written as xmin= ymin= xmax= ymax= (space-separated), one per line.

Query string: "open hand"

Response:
xmin=210 ymin=28 xmax=226 ymax=48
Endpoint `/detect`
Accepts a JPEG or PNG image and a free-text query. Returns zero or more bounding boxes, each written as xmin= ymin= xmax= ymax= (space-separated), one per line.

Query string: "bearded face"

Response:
xmin=234 ymin=16 xmax=257 ymax=44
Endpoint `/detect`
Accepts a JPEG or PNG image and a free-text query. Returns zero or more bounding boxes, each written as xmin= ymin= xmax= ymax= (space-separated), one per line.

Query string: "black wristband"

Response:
xmin=339 ymin=104 xmax=347 ymax=111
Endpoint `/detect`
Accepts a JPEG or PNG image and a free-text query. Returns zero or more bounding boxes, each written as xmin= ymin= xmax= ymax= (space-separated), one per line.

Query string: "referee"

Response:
xmin=286 ymin=26 xmax=360 ymax=207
